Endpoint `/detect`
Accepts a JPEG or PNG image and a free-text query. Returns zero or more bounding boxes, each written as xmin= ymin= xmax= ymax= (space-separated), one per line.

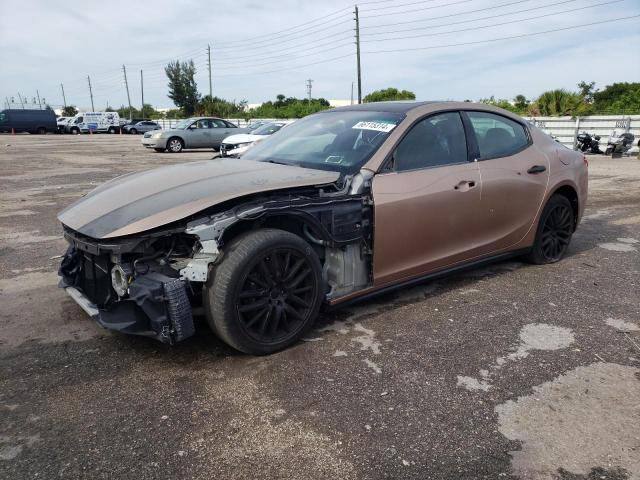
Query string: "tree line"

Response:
xmin=59 ymin=57 xmax=639 ymax=119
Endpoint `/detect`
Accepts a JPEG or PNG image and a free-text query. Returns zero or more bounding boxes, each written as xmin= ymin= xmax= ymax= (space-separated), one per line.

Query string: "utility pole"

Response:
xmin=60 ymin=83 xmax=67 ymax=109
xmin=87 ymin=75 xmax=95 ymax=111
xmin=207 ymin=44 xmax=212 ymax=98
xmin=350 ymin=81 xmax=354 ymax=105
xmin=354 ymin=5 xmax=362 ymax=104
xmin=122 ymin=65 xmax=132 ymax=120
xmin=17 ymin=92 xmax=25 ymax=109
xmin=306 ymin=79 xmax=313 ymax=100
xmin=36 ymin=90 xmax=42 ymax=109
xmin=140 ymin=69 xmax=144 ymax=117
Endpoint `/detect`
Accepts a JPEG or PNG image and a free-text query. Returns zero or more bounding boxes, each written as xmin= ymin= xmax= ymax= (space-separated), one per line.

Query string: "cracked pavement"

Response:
xmin=1 ymin=135 xmax=639 ymax=479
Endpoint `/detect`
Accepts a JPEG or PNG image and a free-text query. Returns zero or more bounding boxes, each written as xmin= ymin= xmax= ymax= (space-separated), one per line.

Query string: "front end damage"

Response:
xmin=58 ymin=230 xmax=198 ymax=344
xmin=58 ymin=171 xmax=375 ymax=344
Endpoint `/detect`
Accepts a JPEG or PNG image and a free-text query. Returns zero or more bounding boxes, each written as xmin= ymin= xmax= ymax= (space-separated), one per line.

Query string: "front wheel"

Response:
xmin=525 ymin=195 xmax=574 ymax=265
xmin=37 ymin=127 xmax=47 ymax=134
xmin=167 ymin=137 xmax=183 ymax=153
xmin=204 ymin=229 xmax=324 ymax=355
xmin=129 ymin=128 xmax=137 ymax=135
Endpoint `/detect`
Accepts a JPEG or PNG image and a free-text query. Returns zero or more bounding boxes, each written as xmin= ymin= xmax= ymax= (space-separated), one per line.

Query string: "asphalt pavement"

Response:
xmin=0 ymin=134 xmax=639 ymax=479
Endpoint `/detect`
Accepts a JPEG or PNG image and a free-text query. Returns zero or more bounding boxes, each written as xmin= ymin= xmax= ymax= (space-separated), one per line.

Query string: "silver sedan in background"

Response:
xmin=142 ymin=117 xmax=247 ymax=153
xmin=123 ymin=121 xmax=161 ymax=135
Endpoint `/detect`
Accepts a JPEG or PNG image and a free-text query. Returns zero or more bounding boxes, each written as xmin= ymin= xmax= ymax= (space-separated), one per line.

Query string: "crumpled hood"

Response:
xmin=58 ymin=158 xmax=340 ymax=239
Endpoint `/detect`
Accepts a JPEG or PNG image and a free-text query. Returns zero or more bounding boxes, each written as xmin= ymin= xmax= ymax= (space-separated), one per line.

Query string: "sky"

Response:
xmin=1 ymin=0 xmax=639 ymax=111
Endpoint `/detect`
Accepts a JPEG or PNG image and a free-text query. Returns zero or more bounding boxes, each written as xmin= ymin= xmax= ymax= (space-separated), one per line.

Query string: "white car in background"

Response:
xmin=56 ymin=116 xmax=72 ymax=133
xmin=220 ymin=121 xmax=291 ymax=157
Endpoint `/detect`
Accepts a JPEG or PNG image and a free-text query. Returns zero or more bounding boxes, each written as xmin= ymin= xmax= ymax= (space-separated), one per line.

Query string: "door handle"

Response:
xmin=527 ymin=165 xmax=547 ymax=174
xmin=454 ymin=180 xmax=476 ymax=191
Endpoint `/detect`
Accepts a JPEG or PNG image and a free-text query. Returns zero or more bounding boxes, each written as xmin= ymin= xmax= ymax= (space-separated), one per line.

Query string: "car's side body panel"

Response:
xmin=371 ymin=162 xmax=482 ymax=286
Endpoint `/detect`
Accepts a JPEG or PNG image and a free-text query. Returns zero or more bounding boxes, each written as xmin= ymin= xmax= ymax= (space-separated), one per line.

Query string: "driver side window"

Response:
xmin=394 ymin=112 xmax=468 ymax=172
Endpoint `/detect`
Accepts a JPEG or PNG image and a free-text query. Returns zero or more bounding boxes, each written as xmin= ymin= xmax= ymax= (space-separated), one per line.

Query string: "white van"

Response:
xmin=64 ymin=112 xmax=121 ymax=134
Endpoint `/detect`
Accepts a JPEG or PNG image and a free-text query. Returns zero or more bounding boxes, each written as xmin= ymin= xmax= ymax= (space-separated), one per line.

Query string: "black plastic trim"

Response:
xmin=329 ymin=248 xmax=531 ymax=308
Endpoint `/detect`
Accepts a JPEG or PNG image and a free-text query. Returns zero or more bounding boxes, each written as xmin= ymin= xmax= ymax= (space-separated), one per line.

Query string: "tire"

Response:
xmin=525 ymin=195 xmax=575 ymax=265
xmin=108 ymin=127 xmax=116 ymax=134
xmin=36 ymin=127 xmax=46 ymax=135
xmin=71 ymin=127 xmax=79 ymax=135
xmin=129 ymin=128 xmax=137 ymax=135
xmin=154 ymin=148 xmax=165 ymax=153
xmin=167 ymin=137 xmax=184 ymax=153
xmin=204 ymin=229 xmax=324 ymax=355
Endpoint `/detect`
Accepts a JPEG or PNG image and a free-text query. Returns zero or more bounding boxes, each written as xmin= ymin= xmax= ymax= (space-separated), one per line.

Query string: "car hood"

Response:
xmin=223 ymin=133 xmax=267 ymax=144
xmin=58 ymin=158 xmax=340 ymax=239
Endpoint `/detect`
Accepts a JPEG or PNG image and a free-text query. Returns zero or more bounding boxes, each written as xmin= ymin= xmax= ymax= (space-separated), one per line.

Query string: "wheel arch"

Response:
xmin=166 ymin=135 xmax=185 ymax=148
xmin=549 ymin=183 xmax=579 ymax=230
xmin=219 ymin=212 xmax=331 ymax=260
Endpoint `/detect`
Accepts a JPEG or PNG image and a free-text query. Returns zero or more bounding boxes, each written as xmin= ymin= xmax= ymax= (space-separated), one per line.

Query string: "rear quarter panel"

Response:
xmin=513 ymin=127 xmax=587 ymax=249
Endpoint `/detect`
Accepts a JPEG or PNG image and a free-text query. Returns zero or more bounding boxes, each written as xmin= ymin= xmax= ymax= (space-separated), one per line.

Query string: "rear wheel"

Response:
xmin=108 ymin=127 xmax=116 ymax=134
xmin=71 ymin=127 xmax=79 ymax=135
xmin=167 ymin=137 xmax=183 ymax=153
xmin=204 ymin=229 xmax=324 ymax=355
xmin=36 ymin=127 xmax=46 ymax=134
xmin=129 ymin=128 xmax=138 ymax=135
xmin=525 ymin=195 xmax=574 ymax=264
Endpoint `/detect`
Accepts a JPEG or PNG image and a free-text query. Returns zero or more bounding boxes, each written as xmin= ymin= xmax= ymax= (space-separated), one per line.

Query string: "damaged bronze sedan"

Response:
xmin=57 ymin=102 xmax=588 ymax=354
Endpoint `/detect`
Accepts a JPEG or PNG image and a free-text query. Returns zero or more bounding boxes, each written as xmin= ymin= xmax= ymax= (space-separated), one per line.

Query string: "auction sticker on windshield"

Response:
xmin=352 ymin=121 xmax=397 ymax=133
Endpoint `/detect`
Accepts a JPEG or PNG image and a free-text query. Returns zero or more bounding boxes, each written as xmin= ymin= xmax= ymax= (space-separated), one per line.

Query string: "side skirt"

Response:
xmin=327 ymin=248 xmax=531 ymax=309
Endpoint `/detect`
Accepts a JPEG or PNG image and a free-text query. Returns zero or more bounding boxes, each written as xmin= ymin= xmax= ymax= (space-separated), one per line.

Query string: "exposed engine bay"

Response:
xmin=58 ymin=171 xmax=375 ymax=344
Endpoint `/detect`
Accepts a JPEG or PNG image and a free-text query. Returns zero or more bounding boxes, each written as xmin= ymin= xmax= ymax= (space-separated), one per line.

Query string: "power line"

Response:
xmin=362 ymin=14 xmax=640 ymax=54
xmin=213 ymin=37 xmax=354 ymax=66
xmin=361 ymin=0 xmax=625 ymax=43
xmin=212 ymin=21 xmax=352 ymax=55
xmin=360 ymin=0 xmax=532 ymax=29
xmin=361 ymin=0 xmax=579 ymax=36
xmin=212 ymin=6 xmax=352 ymax=46
xmin=362 ymin=0 xmax=475 ymax=19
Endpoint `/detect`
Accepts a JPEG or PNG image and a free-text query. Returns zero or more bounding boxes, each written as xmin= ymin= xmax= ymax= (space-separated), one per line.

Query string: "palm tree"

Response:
xmin=532 ymin=89 xmax=586 ymax=116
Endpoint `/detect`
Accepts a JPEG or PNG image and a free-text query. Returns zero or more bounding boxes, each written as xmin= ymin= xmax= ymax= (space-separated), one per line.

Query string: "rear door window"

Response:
xmin=394 ymin=111 xmax=468 ymax=172
xmin=466 ymin=111 xmax=529 ymax=159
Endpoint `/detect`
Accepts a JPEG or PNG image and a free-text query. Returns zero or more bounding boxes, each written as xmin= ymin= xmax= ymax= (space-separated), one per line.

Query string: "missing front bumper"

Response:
xmin=60 ymin=264 xmax=195 ymax=344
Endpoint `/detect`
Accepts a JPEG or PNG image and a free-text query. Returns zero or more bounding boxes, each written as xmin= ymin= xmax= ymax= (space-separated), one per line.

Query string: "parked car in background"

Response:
xmin=0 ymin=108 xmax=56 ymax=134
xmin=56 ymin=116 xmax=72 ymax=133
xmin=120 ymin=118 xmax=150 ymax=128
xmin=220 ymin=121 xmax=290 ymax=157
xmin=64 ymin=112 xmax=121 ymax=134
xmin=123 ymin=121 xmax=160 ymax=135
xmin=57 ymin=101 xmax=587 ymax=355
xmin=141 ymin=117 xmax=247 ymax=152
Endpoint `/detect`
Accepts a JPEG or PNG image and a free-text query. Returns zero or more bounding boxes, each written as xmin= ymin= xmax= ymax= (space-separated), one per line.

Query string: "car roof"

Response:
xmin=329 ymin=101 xmax=442 ymax=113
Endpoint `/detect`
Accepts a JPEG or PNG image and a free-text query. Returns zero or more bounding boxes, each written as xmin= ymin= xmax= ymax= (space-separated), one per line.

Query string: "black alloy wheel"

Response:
xmin=236 ymin=248 xmax=316 ymax=344
xmin=204 ymin=229 xmax=323 ymax=354
xmin=540 ymin=203 xmax=573 ymax=261
xmin=526 ymin=195 xmax=574 ymax=264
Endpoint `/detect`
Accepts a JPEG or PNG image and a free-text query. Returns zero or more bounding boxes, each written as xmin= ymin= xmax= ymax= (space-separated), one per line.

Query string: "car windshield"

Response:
xmin=251 ymin=123 xmax=284 ymax=136
xmin=241 ymin=111 xmax=404 ymax=173
xmin=173 ymin=119 xmax=193 ymax=129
